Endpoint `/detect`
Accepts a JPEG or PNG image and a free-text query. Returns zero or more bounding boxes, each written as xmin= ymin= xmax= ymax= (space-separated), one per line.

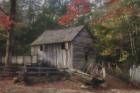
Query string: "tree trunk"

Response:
xmin=10 ymin=0 xmax=16 ymax=20
xmin=5 ymin=32 xmax=11 ymax=67
xmin=4 ymin=0 xmax=16 ymax=71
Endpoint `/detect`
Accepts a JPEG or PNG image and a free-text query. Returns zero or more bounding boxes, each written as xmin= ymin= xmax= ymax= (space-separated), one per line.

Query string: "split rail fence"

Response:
xmin=0 ymin=66 xmax=68 ymax=76
xmin=0 ymin=55 xmax=68 ymax=76
xmin=0 ymin=55 xmax=37 ymax=65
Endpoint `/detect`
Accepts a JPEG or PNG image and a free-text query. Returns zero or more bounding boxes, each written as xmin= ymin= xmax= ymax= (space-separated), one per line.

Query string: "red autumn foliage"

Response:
xmin=58 ymin=0 xmax=91 ymax=26
xmin=0 ymin=10 xmax=14 ymax=30
xmin=106 ymin=0 xmax=120 ymax=5
xmin=59 ymin=0 xmax=124 ymax=26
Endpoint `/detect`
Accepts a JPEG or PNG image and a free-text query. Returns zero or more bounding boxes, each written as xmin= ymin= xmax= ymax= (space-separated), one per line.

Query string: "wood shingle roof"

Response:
xmin=32 ymin=25 xmax=85 ymax=45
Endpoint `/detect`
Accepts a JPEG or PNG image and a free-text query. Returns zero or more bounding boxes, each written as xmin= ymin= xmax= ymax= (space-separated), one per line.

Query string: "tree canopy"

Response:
xmin=0 ymin=0 xmax=140 ymax=65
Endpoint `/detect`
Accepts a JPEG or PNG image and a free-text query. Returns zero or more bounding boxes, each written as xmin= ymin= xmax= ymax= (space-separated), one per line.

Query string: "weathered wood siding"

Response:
xmin=31 ymin=43 xmax=73 ymax=68
xmin=72 ymin=29 xmax=96 ymax=70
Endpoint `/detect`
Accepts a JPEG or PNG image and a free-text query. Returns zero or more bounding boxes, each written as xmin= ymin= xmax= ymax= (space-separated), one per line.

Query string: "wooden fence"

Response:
xmin=0 ymin=55 xmax=69 ymax=76
xmin=0 ymin=55 xmax=37 ymax=65
xmin=0 ymin=65 xmax=68 ymax=76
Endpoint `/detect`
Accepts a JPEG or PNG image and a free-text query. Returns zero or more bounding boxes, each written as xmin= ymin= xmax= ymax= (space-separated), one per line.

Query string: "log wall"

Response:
xmin=72 ymin=29 xmax=96 ymax=70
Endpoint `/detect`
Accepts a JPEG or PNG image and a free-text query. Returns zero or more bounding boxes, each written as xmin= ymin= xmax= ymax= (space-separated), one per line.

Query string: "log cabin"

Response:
xmin=31 ymin=25 xmax=96 ymax=70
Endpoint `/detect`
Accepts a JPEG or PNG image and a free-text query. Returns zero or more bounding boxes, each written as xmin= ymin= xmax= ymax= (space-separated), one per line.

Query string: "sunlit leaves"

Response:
xmin=100 ymin=48 xmax=114 ymax=56
xmin=119 ymin=51 xmax=129 ymax=62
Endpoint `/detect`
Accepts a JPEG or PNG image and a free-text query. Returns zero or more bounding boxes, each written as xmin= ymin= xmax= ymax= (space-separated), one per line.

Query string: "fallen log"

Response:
xmin=66 ymin=69 xmax=92 ymax=83
xmin=66 ymin=68 xmax=108 ymax=88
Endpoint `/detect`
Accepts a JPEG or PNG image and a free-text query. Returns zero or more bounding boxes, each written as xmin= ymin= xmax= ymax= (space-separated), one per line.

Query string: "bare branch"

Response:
xmin=0 ymin=6 xmax=9 ymax=15
xmin=0 ymin=32 xmax=7 ymax=38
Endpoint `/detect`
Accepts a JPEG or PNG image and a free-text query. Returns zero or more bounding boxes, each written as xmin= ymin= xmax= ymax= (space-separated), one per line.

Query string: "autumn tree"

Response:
xmin=90 ymin=0 xmax=140 ymax=66
xmin=0 ymin=0 xmax=16 ymax=67
xmin=58 ymin=0 xmax=92 ymax=26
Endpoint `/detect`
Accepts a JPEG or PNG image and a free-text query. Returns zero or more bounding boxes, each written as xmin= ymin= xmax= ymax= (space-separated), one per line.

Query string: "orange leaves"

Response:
xmin=91 ymin=0 xmax=133 ymax=25
xmin=93 ymin=5 xmax=133 ymax=25
xmin=58 ymin=14 xmax=76 ymax=26
xmin=0 ymin=15 xmax=12 ymax=30
xmin=0 ymin=10 xmax=14 ymax=30
xmin=58 ymin=6 xmax=76 ymax=26
xmin=106 ymin=0 xmax=120 ymax=5
xmin=58 ymin=0 xmax=91 ymax=26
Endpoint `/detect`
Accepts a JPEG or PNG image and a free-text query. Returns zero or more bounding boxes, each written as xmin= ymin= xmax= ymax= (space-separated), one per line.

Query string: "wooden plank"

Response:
xmin=52 ymin=45 xmax=55 ymax=66
xmin=49 ymin=45 xmax=53 ymax=65
xmin=54 ymin=45 xmax=57 ymax=67
xmin=56 ymin=45 xmax=59 ymax=67
xmin=68 ymin=43 xmax=72 ymax=68
xmin=47 ymin=46 xmax=51 ymax=64
xmin=62 ymin=50 xmax=65 ymax=68
xmin=57 ymin=45 xmax=60 ymax=68
xmin=54 ymin=45 xmax=57 ymax=66
xmin=66 ymin=43 xmax=70 ymax=68
xmin=45 ymin=45 xmax=49 ymax=64
xmin=70 ymin=43 xmax=73 ymax=68
xmin=58 ymin=45 xmax=63 ymax=68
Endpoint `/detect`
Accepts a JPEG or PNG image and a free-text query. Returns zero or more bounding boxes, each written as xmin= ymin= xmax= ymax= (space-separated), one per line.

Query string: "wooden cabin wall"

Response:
xmin=72 ymin=29 xmax=96 ymax=70
xmin=31 ymin=43 xmax=73 ymax=68
xmin=44 ymin=43 xmax=73 ymax=68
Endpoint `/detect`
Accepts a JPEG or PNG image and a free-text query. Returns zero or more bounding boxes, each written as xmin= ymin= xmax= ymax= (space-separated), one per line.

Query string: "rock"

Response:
xmin=13 ymin=77 xmax=20 ymax=84
xmin=100 ymin=82 xmax=108 ymax=88
xmin=80 ymin=84 xmax=89 ymax=89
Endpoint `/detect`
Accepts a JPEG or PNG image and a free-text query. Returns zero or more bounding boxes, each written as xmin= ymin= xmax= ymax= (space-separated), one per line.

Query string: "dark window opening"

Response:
xmin=40 ymin=45 xmax=43 ymax=51
xmin=45 ymin=45 xmax=47 ymax=51
xmin=85 ymin=53 xmax=88 ymax=62
xmin=61 ymin=43 xmax=65 ymax=49
xmin=85 ymin=49 xmax=90 ymax=62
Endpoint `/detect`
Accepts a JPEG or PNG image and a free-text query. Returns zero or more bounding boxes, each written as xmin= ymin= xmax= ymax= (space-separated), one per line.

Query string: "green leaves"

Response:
xmin=119 ymin=51 xmax=129 ymax=62
xmin=91 ymin=0 xmax=140 ymax=64
xmin=123 ymin=0 xmax=140 ymax=6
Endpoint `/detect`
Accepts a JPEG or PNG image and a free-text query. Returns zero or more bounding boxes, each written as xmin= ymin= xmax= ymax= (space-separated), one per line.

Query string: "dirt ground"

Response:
xmin=0 ymin=75 xmax=139 ymax=93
